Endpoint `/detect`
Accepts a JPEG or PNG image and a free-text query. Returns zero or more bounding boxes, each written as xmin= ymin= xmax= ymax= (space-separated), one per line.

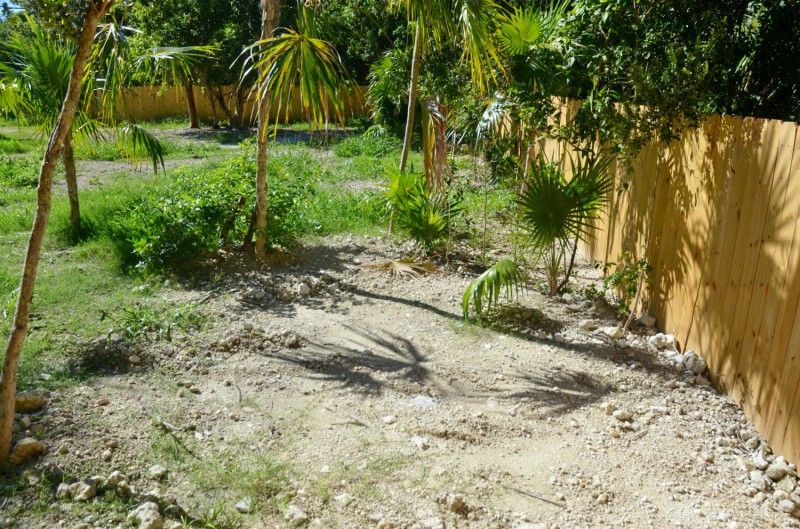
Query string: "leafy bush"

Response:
xmin=0 ymin=134 xmax=35 ymax=155
xmin=103 ymin=302 xmax=204 ymax=343
xmin=332 ymin=132 xmax=402 ymax=158
xmin=603 ymin=251 xmax=653 ymax=317
xmin=0 ymin=155 xmax=39 ymax=188
xmin=112 ymin=141 xmax=316 ymax=270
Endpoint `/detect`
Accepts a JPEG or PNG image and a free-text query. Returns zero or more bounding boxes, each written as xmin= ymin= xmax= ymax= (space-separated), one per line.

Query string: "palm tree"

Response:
xmin=390 ymin=0 xmax=502 ymax=174
xmin=0 ymin=0 xmax=115 ymax=467
xmin=0 ymin=16 xmax=213 ymax=238
xmin=243 ymin=1 xmax=350 ymax=258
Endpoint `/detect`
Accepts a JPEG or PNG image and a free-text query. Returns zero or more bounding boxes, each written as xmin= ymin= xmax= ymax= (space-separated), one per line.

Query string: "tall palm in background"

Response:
xmin=390 ymin=0 xmax=502 ymax=175
xmin=0 ymin=16 xmax=213 ymax=238
xmin=244 ymin=0 xmax=350 ymax=258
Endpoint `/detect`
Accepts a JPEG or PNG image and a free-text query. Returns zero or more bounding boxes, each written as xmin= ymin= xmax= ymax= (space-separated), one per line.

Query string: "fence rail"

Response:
xmin=561 ymin=110 xmax=800 ymax=462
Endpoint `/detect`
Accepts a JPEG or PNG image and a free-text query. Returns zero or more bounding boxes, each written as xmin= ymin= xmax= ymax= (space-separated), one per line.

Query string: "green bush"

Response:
xmin=332 ymin=132 xmax=401 ymax=158
xmin=112 ymin=141 xmax=316 ymax=271
xmin=0 ymin=154 xmax=39 ymax=188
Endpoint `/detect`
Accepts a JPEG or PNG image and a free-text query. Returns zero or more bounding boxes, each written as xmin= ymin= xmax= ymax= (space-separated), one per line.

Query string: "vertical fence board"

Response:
xmin=727 ymin=121 xmax=783 ymax=407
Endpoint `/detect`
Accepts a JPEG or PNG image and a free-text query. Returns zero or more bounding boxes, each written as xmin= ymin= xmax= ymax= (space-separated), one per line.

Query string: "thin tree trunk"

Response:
xmin=63 ymin=132 xmax=81 ymax=238
xmin=185 ymin=81 xmax=199 ymax=129
xmin=255 ymin=0 xmax=280 ymax=260
xmin=0 ymin=0 xmax=112 ymax=466
xmin=399 ymin=20 xmax=422 ymax=173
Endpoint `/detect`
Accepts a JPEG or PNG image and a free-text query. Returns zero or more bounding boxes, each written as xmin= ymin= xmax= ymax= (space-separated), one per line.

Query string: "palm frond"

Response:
xmin=365 ymin=259 xmax=438 ymax=278
xmin=134 ymin=46 xmax=217 ymax=85
xmin=456 ymin=0 xmax=504 ymax=94
xmin=516 ymin=153 xmax=615 ymax=248
xmin=462 ymin=259 xmax=526 ymax=322
xmin=243 ymin=28 xmax=350 ymax=134
xmin=118 ymin=121 xmax=165 ymax=173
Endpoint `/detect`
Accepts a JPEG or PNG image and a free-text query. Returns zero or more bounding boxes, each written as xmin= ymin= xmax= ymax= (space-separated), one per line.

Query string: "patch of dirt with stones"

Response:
xmin=2 ymin=235 xmax=799 ymax=529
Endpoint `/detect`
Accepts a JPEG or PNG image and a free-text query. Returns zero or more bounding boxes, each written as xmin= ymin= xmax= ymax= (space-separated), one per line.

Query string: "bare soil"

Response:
xmin=3 ymin=235 xmax=797 ymax=529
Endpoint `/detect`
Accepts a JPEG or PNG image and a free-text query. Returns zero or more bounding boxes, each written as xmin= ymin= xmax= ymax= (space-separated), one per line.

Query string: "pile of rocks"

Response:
xmin=744 ymin=452 xmax=800 ymax=518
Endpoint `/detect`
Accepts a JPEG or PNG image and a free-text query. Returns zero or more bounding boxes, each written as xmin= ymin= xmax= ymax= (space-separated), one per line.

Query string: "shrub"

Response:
xmin=112 ymin=141 xmax=316 ymax=271
xmin=0 ymin=154 xmax=39 ymax=188
xmin=332 ymin=132 xmax=402 ymax=158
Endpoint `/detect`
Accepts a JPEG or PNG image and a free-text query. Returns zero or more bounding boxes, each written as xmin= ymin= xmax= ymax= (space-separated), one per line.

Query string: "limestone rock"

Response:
xmin=9 ymin=437 xmax=44 ymax=464
xmin=128 ymin=502 xmax=163 ymax=529
xmin=15 ymin=390 xmax=48 ymax=413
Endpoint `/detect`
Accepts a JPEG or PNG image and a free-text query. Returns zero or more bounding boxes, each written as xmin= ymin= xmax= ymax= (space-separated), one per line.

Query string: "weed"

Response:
xmin=332 ymin=133 xmax=401 ymax=158
xmin=603 ymin=251 xmax=653 ymax=317
xmin=102 ymin=302 xmax=204 ymax=343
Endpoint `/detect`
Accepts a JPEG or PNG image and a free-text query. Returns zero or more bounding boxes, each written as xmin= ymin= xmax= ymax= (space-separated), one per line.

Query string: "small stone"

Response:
xmin=776 ymin=475 xmax=797 ymax=492
xmin=19 ymin=415 xmax=31 ymax=428
xmin=382 ymin=415 xmax=396 ymax=425
xmin=15 ymin=390 xmax=48 ymax=412
xmin=536 ymin=331 xmax=548 ymax=340
xmin=127 ymin=502 xmax=163 ymax=529
xmin=602 ymin=402 xmax=617 ymax=415
xmin=284 ymin=505 xmax=309 ymax=527
xmin=420 ymin=517 xmax=444 ymax=529
xmin=410 ymin=395 xmax=436 ymax=409
xmin=95 ymin=398 xmax=110 ymax=407
xmin=8 ymin=437 xmax=44 ymax=464
xmin=553 ymin=333 xmax=566 ymax=343
xmin=448 ymin=495 xmax=468 ymax=515
xmin=101 ymin=449 xmax=113 ymax=461
xmin=779 ymin=499 xmax=797 ymax=514
xmin=750 ymin=470 xmax=769 ymax=491
xmin=235 ymin=497 xmax=253 ymax=514
xmin=766 ymin=463 xmax=790 ymax=481
xmin=596 ymin=493 xmax=609 ymax=505
xmin=752 ymin=452 xmax=769 ymax=470
xmin=612 ymin=409 xmax=632 ymax=422
xmin=248 ymin=288 xmax=266 ymax=301
xmin=636 ymin=314 xmax=656 ymax=328
xmin=603 ymin=327 xmax=624 ymax=340
xmin=367 ymin=512 xmax=385 ymax=523
xmin=56 ymin=483 xmax=72 ymax=500
xmin=335 ymin=493 xmax=353 ymax=507
xmin=683 ymin=351 xmax=706 ymax=375
xmin=106 ymin=471 xmax=126 ymax=489
xmin=148 ymin=465 xmax=168 ymax=480
xmin=296 ymin=283 xmax=312 ymax=296
xmin=579 ymin=319 xmax=597 ymax=331
xmin=411 ymin=436 xmax=430 ymax=450
xmin=129 ymin=355 xmax=141 ymax=365
xmin=70 ymin=479 xmax=97 ymax=502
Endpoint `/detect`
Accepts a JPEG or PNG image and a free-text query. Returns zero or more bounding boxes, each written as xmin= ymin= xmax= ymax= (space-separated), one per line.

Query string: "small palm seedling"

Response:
xmin=462 ymin=259 xmax=526 ymax=322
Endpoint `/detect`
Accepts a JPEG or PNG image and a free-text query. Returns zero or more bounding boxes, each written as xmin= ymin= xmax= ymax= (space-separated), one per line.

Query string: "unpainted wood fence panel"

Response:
xmin=570 ymin=112 xmax=800 ymax=463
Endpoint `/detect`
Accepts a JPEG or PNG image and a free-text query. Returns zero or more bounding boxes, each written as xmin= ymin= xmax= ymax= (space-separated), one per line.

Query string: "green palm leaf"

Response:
xmin=462 ymin=259 xmax=526 ymax=322
xmin=118 ymin=121 xmax=165 ymax=173
xmin=516 ymin=154 xmax=615 ymax=248
xmin=244 ymin=28 xmax=350 ymax=134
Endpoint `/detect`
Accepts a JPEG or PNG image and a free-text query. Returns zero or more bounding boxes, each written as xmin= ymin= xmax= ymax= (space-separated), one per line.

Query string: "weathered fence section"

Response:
xmin=111 ymin=85 xmax=369 ymax=124
xmin=572 ymin=112 xmax=800 ymax=462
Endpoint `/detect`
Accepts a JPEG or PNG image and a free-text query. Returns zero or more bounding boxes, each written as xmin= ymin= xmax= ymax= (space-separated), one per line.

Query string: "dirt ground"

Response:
xmin=3 ymin=234 xmax=799 ymax=529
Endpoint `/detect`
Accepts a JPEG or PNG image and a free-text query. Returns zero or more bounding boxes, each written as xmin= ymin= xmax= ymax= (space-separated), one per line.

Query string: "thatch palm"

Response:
xmin=243 ymin=2 xmax=350 ymax=257
xmin=463 ymin=154 xmax=614 ymax=320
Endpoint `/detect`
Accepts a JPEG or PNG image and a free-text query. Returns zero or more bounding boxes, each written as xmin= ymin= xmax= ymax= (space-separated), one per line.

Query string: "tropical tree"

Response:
xmin=389 ymin=0 xmax=502 ymax=176
xmin=0 ymin=0 xmax=115 ymax=467
xmin=243 ymin=0 xmax=350 ymax=259
xmin=0 ymin=15 xmax=212 ymax=237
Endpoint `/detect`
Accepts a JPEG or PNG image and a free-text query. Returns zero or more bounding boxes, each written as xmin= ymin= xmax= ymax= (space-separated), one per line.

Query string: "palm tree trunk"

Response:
xmin=0 ymin=0 xmax=113 ymax=466
xmin=185 ymin=81 xmax=199 ymax=129
xmin=399 ymin=20 xmax=422 ymax=173
xmin=63 ymin=132 xmax=81 ymax=238
xmin=255 ymin=0 xmax=280 ymax=260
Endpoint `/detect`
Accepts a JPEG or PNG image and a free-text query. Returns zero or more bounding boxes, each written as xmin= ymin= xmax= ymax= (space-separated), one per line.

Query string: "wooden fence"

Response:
xmin=554 ymin=108 xmax=800 ymax=462
xmin=111 ymin=85 xmax=370 ymax=124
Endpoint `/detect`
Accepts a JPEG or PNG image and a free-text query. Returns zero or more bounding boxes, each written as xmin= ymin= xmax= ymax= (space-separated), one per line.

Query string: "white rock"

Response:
xmin=411 ymin=436 xmax=430 ymax=450
xmin=752 ymin=452 xmax=770 ymax=470
xmin=603 ymin=326 xmax=624 ymax=340
xmin=553 ymin=333 xmax=566 ymax=343
xmin=70 ymin=479 xmax=97 ymax=502
xmin=129 ymin=355 xmax=141 ymax=365
xmin=613 ymin=410 xmax=633 ymax=422
xmin=683 ymin=351 xmax=707 ymax=375
xmin=148 ymin=465 xmax=168 ymax=480
xmin=579 ymin=319 xmax=597 ymax=331
xmin=235 ymin=497 xmax=253 ymax=514
xmin=382 ymin=415 xmax=396 ymax=425
xmin=127 ymin=502 xmax=163 ymax=529
xmin=296 ymin=283 xmax=312 ymax=296
xmin=536 ymin=331 xmax=548 ymax=340
xmin=106 ymin=471 xmax=126 ymax=489
xmin=601 ymin=402 xmax=617 ymax=416
xmin=284 ymin=505 xmax=309 ymax=527
xmin=767 ymin=462 xmax=791 ymax=481
xmin=779 ymin=499 xmax=797 ymax=514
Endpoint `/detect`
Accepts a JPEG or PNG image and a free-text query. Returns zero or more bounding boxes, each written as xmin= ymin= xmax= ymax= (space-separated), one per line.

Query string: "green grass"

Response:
xmin=0 ymin=133 xmax=39 ymax=155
